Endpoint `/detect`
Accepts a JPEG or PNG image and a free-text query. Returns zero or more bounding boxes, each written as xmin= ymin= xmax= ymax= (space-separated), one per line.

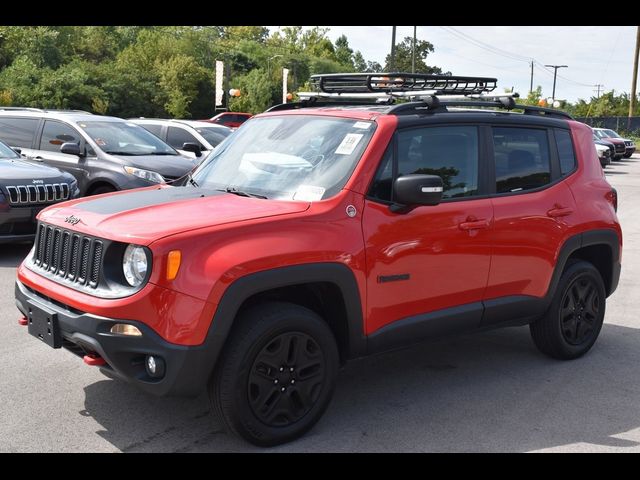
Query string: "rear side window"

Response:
xmin=493 ymin=127 xmax=551 ymax=194
xmin=167 ymin=127 xmax=201 ymax=149
xmin=39 ymin=121 xmax=81 ymax=152
xmin=0 ymin=117 xmax=39 ymax=148
xmin=140 ymin=123 xmax=164 ymax=138
xmin=555 ymin=129 xmax=577 ymax=175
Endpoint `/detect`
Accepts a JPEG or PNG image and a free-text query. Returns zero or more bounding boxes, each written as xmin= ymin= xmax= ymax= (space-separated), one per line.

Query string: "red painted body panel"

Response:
xmin=37 ymin=186 xmax=310 ymax=245
xmin=363 ymin=198 xmax=493 ymax=334
xmin=486 ymin=181 xmax=579 ymax=299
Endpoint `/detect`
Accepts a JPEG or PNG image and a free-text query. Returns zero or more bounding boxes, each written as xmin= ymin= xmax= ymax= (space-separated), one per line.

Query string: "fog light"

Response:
xmin=110 ymin=323 xmax=142 ymax=336
xmin=145 ymin=355 xmax=165 ymax=378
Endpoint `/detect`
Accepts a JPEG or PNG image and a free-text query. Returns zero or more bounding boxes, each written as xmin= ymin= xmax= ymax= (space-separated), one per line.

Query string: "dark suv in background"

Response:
xmin=0 ymin=139 xmax=78 ymax=243
xmin=0 ymin=109 xmax=195 ymax=196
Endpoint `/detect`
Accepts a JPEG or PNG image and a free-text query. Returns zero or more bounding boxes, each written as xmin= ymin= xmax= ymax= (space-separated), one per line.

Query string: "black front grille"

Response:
xmin=33 ymin=223 xmax=104 ymax=289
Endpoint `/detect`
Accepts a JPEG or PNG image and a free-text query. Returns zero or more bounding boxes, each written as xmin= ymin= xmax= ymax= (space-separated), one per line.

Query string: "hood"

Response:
xmin=113 ymin=154 xmax=196 ymax=178
xmin=0 ymin=158 xmax=72 ymax=183
xmin=37 ymin=185 xmax=310 ymax=244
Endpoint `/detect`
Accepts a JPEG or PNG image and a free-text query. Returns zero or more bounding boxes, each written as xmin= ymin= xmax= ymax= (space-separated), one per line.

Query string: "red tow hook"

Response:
xmin=18 ymin=316 xmax=28 ymax=326
xmin=83 ymin=354 xmax=107 ymax=366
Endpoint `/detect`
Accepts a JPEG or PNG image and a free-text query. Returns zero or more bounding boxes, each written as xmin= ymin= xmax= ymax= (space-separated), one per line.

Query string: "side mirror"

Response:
xmin=182 ymin=142 xmax=202 ymax=157
xmin=60 ymin=142 xmax=82 ymax=156
xmin=12 ymin=147 xmax=21 ymax=155
xmin=392 ymin=174 xmax=443 ymax=212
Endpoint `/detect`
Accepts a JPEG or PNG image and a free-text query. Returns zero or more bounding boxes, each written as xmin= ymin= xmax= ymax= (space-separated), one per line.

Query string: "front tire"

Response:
xmin=624 ymin=152 xmax=633 ymax=158
xmin=530 ymin=260 xmax=606 ymax=360
xmin=209 ymin=302 xmax=339 ymax=446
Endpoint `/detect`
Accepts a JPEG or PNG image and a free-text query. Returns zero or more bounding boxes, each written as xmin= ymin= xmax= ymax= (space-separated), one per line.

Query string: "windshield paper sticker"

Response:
xmin=353 ymin=121 xmax=371 ymax=130
xmin=293 ymin=185 xmax=326 ymax=201
xmin=335 ymin=133 xmax=363 ymax=155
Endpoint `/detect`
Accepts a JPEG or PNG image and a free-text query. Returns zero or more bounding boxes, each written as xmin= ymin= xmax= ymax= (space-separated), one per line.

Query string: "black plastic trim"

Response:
xmin=367 ymin=302 xmax=483 ymax=354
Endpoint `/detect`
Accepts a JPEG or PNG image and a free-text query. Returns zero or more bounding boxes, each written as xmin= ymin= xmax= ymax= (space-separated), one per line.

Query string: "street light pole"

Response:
xmin=412 ymin=26 xmax=416 ymax=74
xmin=544 ymin=64 xmax=568 ymax=101
xmin=390 ymin=26 xmax=397 ymax=71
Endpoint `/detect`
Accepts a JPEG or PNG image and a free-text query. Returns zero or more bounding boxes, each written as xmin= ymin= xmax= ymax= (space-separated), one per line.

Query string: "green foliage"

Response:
xmin=0 ymin=26 xmax=444 ymax=116
xmin=385 ymin=36 xmax=441 ymax=74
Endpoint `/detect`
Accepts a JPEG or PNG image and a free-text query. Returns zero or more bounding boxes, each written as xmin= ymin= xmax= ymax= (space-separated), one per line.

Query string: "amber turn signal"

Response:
xmin=166 ymin=250 xmax=182 ymax=280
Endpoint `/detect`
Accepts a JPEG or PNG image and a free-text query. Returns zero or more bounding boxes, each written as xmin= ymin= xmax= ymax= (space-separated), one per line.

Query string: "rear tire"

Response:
xmin=530 ymin=260 xmax=606 ymax=360
xmin=209 ymin=301 xmax=339 ymax=446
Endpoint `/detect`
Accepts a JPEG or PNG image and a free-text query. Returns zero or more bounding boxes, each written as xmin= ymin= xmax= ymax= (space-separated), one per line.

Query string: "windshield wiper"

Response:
xmin=220 ymin=186 xmax=267 ymax=199
xmin=188 ymin=175 xmax=199 ymax=188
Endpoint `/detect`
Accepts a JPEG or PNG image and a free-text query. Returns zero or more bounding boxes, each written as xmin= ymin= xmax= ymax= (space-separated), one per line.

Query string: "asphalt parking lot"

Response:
xmin=1 ymin=155 xmax=640 ymax=452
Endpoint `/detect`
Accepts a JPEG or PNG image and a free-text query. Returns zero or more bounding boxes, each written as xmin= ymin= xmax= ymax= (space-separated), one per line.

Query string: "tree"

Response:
xmin=384 ymin=36 xmax=441 ymax=74
xmin=334 ymin=35 xmax=354 ymax=70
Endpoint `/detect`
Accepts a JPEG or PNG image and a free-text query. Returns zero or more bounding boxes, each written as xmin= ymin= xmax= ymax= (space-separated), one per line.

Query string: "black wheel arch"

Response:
xmin=200 ymin=263 xmax=366 ymax=379
xmin=546 ymin=229 xmax=621 ymax=304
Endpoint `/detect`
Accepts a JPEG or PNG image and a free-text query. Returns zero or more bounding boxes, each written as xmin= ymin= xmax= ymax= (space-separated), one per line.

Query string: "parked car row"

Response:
xmin=591 ymin=127 xmax=636 ymax=168
xmin=0 ymin=108 xmax=236 ymax=243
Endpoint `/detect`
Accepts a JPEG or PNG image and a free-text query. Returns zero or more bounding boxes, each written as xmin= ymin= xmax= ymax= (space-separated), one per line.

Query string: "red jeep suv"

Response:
xmin=15 ymin=73 xmax=622 ymax=446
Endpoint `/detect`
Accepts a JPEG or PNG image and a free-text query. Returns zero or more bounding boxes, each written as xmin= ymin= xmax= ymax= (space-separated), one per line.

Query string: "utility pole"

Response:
xmin=390 ymin=26 xmax=397 ymax=71
xmin=545 ymin=64 xmax=568 ymax=101
xmin=412 ymin=26 xmax=417 ymax=74
xmin=629 ymin=26 xmax=640 ymax=129
xmin=529 ymin=60 xmax=534 ymax=93
xmin=593 ymin=84 xmax=604 ymax=98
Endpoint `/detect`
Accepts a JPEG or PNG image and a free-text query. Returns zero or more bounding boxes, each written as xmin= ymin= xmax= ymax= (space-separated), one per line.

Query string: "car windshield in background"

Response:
xmin=77 ymin=121 xmax=178 ymax=156
xmin=604 ymin=129 xmax=621 ymax=138
xmin=196 ymin=127 xmax=232 ymax=147
xmin=192 ymin=115 xmax=376 ymax=201
xmin=0 ymin=141 xmax=20 ymax=159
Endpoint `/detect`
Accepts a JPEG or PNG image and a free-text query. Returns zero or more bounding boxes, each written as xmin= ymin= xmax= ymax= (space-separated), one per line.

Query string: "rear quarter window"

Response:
xmin=555 ymin=129 xmax=577 ymax=175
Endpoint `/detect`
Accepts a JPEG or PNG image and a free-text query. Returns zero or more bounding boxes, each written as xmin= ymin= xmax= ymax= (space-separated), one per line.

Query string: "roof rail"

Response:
xmin=310 ymin=72 xmax=497 ymax=96
xmin=0 ymin=107 xmax=46 ymax=112
xmin=388 ymin=99 xmax=573 ymax=120
xmin=0 ymin=107 xmax=93 ymax=114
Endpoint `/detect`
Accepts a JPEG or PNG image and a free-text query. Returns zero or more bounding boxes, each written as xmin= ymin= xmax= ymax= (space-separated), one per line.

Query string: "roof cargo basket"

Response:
xmin=310 ymin=72 xmax=497 ymax=96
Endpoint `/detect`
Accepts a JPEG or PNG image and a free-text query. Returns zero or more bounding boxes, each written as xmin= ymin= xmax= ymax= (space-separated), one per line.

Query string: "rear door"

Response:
xmin=0 ymin=116 xmax=41 ymax=159
xmin=484 ymin=125 xmax=579 ymax=324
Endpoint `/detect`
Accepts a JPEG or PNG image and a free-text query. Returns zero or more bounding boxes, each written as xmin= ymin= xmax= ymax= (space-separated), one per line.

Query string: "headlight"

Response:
xmin=123 ymin=244 xmax=148 ymax=287
xmin=124 ymin=166 xmax=164 ymax=183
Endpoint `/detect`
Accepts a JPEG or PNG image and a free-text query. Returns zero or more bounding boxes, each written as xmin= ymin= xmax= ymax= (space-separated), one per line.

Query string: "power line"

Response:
xmin=544 ymin=64 xmax=568 ymax=101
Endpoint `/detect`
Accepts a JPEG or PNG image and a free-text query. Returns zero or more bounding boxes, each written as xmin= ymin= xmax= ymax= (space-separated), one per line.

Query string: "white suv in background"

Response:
xmin=130 ymin=119 xmax=233 ymax=160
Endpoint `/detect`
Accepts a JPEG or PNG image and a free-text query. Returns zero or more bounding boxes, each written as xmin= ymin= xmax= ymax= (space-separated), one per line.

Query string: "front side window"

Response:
xmin=398 ymin=125 xmax=479 ymax=199
xmin=0 ymin=117 xmax=39 ymax=148
xmin=0 ymin=140 xmax=20 ymax=158
xmin=493 ymin=127 xmax=551 ymax=193
xmin=192 ymin=115 xmax=376 ymax=200
xmin=77 ymin=121 xmax=177 ymax=156
xmin=39 ymin=121 xmax=81 ymax=152
xmin=196 ymin=127 xmax=231 ymax=147
xmin=167 ymin=127 xmax=201 ymax=150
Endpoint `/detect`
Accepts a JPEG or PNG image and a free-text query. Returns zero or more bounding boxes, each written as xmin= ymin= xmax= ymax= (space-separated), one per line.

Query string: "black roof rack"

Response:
xmin=310 ymin=72 xmax=497 ymax=95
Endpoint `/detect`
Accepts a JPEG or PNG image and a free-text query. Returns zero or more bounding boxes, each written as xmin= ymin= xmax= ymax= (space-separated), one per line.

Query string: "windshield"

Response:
xmin=604 ymin=129 xmax=621 ymax=138
xmin=0 ymin=140 xmax=20 ymax=159
xmin=77 ymin=121 xmax=178 ymax=156
xmin=196 ymin=127 xmax=231 ymax=147
xmin=192 ymin=115 xmax=376 ymax=200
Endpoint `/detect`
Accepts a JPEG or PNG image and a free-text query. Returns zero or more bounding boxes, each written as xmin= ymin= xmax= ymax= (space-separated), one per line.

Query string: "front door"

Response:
xmin=363 ymin=125 xmax=493 ymax=338
xmin=35 ymin=120 xmax=86 ymax=184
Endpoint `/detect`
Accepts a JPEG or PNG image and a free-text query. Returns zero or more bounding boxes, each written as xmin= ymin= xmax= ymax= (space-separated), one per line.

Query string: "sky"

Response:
xmin=268 ymin=26 xmax=638 ymax=103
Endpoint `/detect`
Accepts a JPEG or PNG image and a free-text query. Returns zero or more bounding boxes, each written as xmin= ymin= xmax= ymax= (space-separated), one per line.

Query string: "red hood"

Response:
xmin=37 ymin=186 xmax=310 ymax=245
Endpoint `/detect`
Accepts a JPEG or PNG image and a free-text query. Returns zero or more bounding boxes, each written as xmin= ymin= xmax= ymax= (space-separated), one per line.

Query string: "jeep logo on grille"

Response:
xmin=64 ymin=215 xmax=81 ymax=226
xmin=32 ymin=179 xmax=44 ymax=184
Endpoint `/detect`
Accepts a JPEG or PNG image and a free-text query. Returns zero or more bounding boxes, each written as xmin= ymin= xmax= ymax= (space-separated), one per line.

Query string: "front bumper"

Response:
xmin=0 ymin=205 xmax=41 ymax=243
xmin=15 ymin=279 xmax=218 ymax=396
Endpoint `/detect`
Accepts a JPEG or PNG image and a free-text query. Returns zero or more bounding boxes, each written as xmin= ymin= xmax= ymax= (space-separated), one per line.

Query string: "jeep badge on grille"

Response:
xmin=65 ymin=215 xmax=81 ymax=226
